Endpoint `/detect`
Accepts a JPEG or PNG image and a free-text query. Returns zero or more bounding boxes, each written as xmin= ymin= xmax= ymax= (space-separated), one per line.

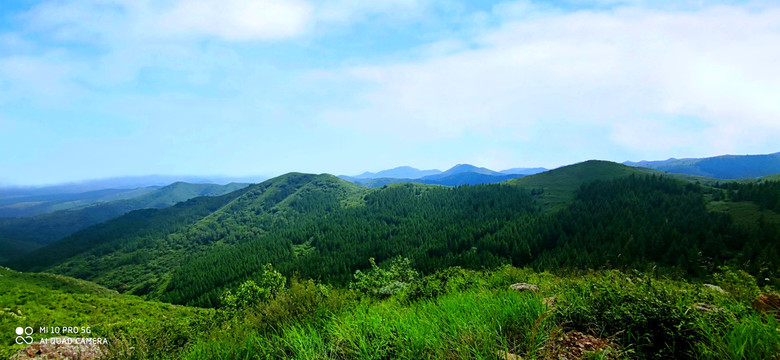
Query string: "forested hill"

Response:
xmin=6 ymin=161 xmax=780 ymax=308
xmin=508 ymin=160 xmax=647 ymax=211
xmin=0 ymin=182 xmax=249 ymax=263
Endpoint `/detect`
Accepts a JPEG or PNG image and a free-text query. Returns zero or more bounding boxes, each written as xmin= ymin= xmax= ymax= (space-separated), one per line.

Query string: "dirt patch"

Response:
xmin=753 ymin=293 xmax=780 ymax=315
xmin=539 ymin=330 xmax=617 ymax=359
xmin=10 ymin=337 xmax=105 ymax=360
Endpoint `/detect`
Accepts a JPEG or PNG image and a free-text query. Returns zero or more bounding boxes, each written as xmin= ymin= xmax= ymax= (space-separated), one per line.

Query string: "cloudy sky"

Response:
xmin=1 ymin=0 xmax=779 ymax=185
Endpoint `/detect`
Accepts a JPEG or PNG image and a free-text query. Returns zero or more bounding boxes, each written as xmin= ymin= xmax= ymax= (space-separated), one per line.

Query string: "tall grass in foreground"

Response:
xmin=697 ymin=314 xmax=780 ymax=360
xmin=95 ymin=265 xmax=780 ymax=359
xmin=183 ymin=290 xmax=552 ymax=360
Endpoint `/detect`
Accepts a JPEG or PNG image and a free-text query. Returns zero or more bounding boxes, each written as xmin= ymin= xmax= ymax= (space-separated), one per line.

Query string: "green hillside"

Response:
xmin=706 ymin=179 xmax=780 ymax=228
xmin=9 ymin=174 xmax=364 ymax=302
xmin=507 ymin=160 xmax=721 ymax=212
xmin=0 ymin=182 xmax=249 ymax=262
xmin=5 ymin=264 xmax=778 ymax=359
xmin=123 ymin=182 xmax=250 ymax=208
xmin=0 ymin=187 xmax=157 ymax=218
xmin=7 ymin=160 xmax=779 ymax=310
xmin=347 ymin=172 xmax=523 ymax=187
xmin=508 ymin=160 xmax=646 ymax=211
xmin=708 ymin=200 xmax=780 ymax=228
xmin=0 ymin=266 xmax=208 ymax=359
xmin=3 ymin=161 xmax=780 ymax=359
xmin=761 ymin=173 xmax=780 ymax=182
xmin=6 ymin=184 xmax=255 ymax=278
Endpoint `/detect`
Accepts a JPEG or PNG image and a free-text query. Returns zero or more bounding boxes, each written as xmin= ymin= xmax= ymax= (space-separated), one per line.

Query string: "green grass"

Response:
xmin=707 ymin=200 xmax=780 ymax=228
xmin=508 ymin=160 xmax=648 ymax=211
xmin=175 ymin=265 xmax=779 ymax=360
xmin=183 ymin=289 xmax=553 ymax=360
xmin=4 ymin=264 xmax=779 ymax=359
xmin=0 ymin=267 xmax=209 ymax=359
xmin=697 ymin=313 xmax=780 ymax=360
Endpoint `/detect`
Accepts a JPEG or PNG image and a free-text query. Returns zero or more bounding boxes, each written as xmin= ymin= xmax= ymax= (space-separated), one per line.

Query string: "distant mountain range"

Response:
xmin=341 ymin=164 xmax=548 ymax=187
xmin=352 ymin=166 xmax=442 ymax=179
xmin=0 ymin=187 xmax=159 ymax=218
xmin=0 ymin=175 xmax=266 ymax=218
xmin=341 ymin=152 xmax=780 ymax=189
xmin=421 ymin=164 xmax=500 ymax=180
xmin=624 ymin=152 xmax=780 ymax=179
xmin=499 ymin=167 xmax=549 ymax=175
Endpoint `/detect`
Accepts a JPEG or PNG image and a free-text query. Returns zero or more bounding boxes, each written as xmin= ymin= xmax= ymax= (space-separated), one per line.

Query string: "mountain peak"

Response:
xmin=351 ymin=166 xmax=441 ymax=179
xmin=415 ymin=164 xmax=497 ymax=181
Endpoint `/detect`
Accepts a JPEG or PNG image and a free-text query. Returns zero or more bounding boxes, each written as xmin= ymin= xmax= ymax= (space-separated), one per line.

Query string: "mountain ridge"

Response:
xmin=0 ymin=182 xmax=250 ymax=263
xmin=624 ymin=152 xmax=780 ymax=179
xmin=420 ymin=164 xmax=501 ymax=180
xmin=351 ymin=166 xmax=442 ymax=179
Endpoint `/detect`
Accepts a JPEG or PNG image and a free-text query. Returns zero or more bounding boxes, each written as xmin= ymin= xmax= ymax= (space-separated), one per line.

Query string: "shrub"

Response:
xmin=557 ymin=271 xmax=700 ymax=359
xmin=405 ymin=266 xmax=482 ymax=301
xmin=220 ymin=264 xmax=286 ymax=314
xmin=713 ymin=266 xmax=761 ymax=305
xmin=245 ymin=278 xmax=353 ymax=330
xmin=351 ymin=257 xmax=418 ymax=298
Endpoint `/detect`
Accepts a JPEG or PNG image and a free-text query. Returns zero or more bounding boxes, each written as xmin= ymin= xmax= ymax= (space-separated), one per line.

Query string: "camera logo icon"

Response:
xmin=15 ymin=326 xmax=33 ymax=345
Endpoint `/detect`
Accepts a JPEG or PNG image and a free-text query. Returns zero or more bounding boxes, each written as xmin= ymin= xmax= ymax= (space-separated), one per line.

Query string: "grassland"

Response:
xmin=0 ymin=267 xmax=209 ymax=359
xmin=707 ymin=200 xmax=780 ymax=228
xmin=6 ymin=263 xmax=778 ymax=359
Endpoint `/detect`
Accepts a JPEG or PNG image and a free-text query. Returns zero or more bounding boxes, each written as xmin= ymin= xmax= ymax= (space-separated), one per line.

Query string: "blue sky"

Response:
xmin=1 ymin=0 xmax=779 ymax=185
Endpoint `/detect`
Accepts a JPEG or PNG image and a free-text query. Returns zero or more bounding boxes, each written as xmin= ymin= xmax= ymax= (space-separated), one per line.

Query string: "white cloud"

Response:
xmin=319 ymin=3 xmax=780 ymax=158
xmin=4 ymin=0 xmax=780 ymax=179
xmin=158 ymin=0 xmax=314 ymax=41
xmin=23 ymin=0 xmax=314 ymax=42
xmin=2 ymin=0 xmax=441 ymax=99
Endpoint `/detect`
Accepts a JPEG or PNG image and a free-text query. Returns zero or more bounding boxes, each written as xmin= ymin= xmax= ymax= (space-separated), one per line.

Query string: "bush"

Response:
xmin=557 ymin=271 xmax=700 ymax=359
xmin=713 ymin=266 xmax=761 ymax=305
xmin=244 ymin=278 xmax=354 ymax=330
xmin=351 ymin=257 xmax=418 ymax=298
xmin=405 ymin=266 xmax=482 ymax=301
xmin=220 ymin=264 xmax=286 ymax=314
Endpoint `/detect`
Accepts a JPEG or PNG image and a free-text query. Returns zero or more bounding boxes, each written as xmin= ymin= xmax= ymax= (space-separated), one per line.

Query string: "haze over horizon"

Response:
xmin=3 ymin=150 xmax=780 ymax=188
xmin=2 ymin=0 xmax=780 ymax=185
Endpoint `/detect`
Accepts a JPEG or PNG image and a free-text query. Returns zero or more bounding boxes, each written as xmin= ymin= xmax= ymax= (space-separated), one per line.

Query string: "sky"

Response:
xmin=1 ymin=0 xmax=779 ymax=185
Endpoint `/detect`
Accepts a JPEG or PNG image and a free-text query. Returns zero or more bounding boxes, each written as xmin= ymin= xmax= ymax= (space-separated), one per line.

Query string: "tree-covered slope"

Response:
xmin=160 ymin=181 xmax=536 ymax=306
xmin=0 ymin=186 xmax=157 ymax=218
xmin=0 ymin=182 xmax=249 ymax=262
xmin=507 ymin=160 xmax=648 ymax=211
xmin=346 ymin=171 xmax=524 ymax=187
xmin=6 ymin=184 xmax=255 ymax=277
xmin=8 ymin=161 xmax=779 ymax=309
xmin=7 ymin=174 xmax=365 ymax=302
